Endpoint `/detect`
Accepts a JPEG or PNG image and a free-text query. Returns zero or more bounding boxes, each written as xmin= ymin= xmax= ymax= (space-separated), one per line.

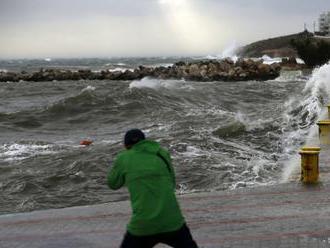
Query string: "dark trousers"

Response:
xmin=120 ymin=223 xmax=199 ymax=248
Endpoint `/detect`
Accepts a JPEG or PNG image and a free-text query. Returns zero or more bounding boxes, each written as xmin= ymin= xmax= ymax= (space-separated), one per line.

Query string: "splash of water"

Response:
xmin=0 ymin=143 xmax=57 ymax=162
xmin=81 ymin=85 xmax=96 ymax=92
xmin=304 ymin=62 xmax=330 ymax=100
xmin=204 ymin=41 xmax=239 ymax=62
xmin=281 ymin=62 xmax=330 ymax=181
xmin=220 ymin=41 xmax=239 ymax=61
xmin=129 ymin=77 xmax=192 ymax=90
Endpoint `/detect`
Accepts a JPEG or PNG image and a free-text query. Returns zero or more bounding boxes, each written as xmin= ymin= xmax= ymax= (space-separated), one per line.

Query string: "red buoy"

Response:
xmin=80 ymin=140 xmax=93 ymax=146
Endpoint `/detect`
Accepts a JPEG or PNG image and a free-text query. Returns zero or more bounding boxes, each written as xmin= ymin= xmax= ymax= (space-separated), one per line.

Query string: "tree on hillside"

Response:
xmin=291 ymin=38 xmax=330 ymax=67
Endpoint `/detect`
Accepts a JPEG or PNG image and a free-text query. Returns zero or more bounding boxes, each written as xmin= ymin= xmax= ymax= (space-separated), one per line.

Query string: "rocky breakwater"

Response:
xmin=0 ymin=59 xmax=281 ymax=82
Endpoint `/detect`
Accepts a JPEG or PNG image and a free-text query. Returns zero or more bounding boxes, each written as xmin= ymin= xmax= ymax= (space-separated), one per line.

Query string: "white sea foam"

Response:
xmin=281 ymin=124 xmax=321 ymax=183
xmin=220 ymin=41 xmax=239 ymax=61
xmin=234 ymin=111 xmax=273 ymax=132
xmin=149 ymin=63 xmax=173 ymax=68
xmin=281 ymin=62 xmax=330 ymax=181
xmin=252 ymin=55 xmax=305 ymax=65
xmin=81 ymin=85 xmax=96 ymax=92
xmin=185 ymin=106 xmax=228 ymax=118
xmin=109 ymin=68 xmax=133 ymax=72
xmin=105 ymin=62 xmax=129 ymax=69
xmin=275 ymin=70 xmax=308 ymax=83
xmin=227 ymin=156 xmax=277 ymax=190
xmin=303 ymin=62 xmax=330 ymax=99
xmin=129 ymin=78 xmax=162 ymax=89
xmin=181 ymin=145 xmax=206 ymax=158
xmin=0 ymin=143 xmax=57 ymax=162
xmin=44 ymin=58 xmax=52 ymax=62
xmin=261 ymin=55 xmax=282 ymax=65
xmin=129 ymin=77 xmax=193 ymax=90
xmin=203 ymin=41 xmax=240 ymax=62
xmin=296 ymin=58 xmax=305 ymax=64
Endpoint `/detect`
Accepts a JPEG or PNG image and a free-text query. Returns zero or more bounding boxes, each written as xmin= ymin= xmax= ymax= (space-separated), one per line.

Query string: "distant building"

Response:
xmin=319 ymin=11 xmax=330 ymax=36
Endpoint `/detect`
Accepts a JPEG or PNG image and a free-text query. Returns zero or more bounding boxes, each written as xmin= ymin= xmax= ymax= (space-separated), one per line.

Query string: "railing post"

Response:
xmin=317 ymin=120 xmax=330 ymax=145
xmin=299 ymin=147 xmax=320 ymax=184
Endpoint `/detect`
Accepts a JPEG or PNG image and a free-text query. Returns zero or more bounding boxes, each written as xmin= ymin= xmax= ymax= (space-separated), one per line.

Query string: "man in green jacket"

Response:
xmin=108 ymin=129 xmax=198 ymax=248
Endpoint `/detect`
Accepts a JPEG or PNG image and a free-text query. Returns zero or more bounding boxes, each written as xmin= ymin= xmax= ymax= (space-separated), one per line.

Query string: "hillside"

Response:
xmin=291 ymin=35 xmax=330 ymax=67
xmin=238 ymin=31 xmax=313 ymax=58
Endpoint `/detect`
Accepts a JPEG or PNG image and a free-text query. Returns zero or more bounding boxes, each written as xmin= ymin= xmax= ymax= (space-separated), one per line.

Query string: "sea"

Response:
xmin=0 ymin=57 xmax=330 ymax=215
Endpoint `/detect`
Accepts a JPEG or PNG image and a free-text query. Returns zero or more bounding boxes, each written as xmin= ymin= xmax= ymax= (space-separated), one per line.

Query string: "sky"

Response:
xmin=0 ymin=0 xmax=329 ymax=59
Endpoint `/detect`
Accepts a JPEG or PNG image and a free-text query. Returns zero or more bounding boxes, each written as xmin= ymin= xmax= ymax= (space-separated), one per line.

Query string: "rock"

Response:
xmin=288 ymin=57 xmax=297 ymax=64
xmin=218 ymin=60 xmax=232 ymax=73
xmin=257 ymin=64 xmax=271 ymax=75
xmin=281 ymin=57 xmax=297 ymax=65
xmin=174 ymin=61 xmax=186 ymax=67
xmin=280 ymin=57 xmax=306 ymax=70
xmin=188 ymin=64 xmax=200 ymax=76
xmin=0 ymin=59 xmax=281 ymax=82
xmin=270 ymin=63 xmax=281 ymax=72
xmin=117 ymin=70 xmax=138 ymax=80
xmin=223 ymin=58 xmax=234 ymax=65
xmin=239 ymin=73 xmax=247 ymax=79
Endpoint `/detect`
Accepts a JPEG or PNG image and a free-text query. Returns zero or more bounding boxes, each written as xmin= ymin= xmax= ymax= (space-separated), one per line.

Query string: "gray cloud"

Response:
xmin=0 ymin=0 xmax=329 ymax=58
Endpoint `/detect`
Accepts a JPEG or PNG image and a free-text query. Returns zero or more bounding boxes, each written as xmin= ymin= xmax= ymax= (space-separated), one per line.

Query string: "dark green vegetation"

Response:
xmin=239 ymin=31 xmax=330 ymax=67
xmin=291 ymin=37 xmax=330 ymax=67
xmin=238 ymin=31 xmax=313 ymax=58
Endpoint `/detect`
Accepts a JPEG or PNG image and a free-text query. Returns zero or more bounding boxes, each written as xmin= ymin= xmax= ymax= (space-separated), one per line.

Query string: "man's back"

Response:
xmin=108 ymin=139 xmax=185 ymax=236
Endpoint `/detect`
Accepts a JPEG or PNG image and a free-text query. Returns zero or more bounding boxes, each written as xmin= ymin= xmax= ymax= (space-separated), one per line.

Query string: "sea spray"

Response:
xmin=281 ymin=62 xmax=330 ymax=181
xmin=129 ymin=77 xmax=192 ymax=90
xmin=0 ymin=143 xmax=58 ymax=162
xmin=205 ymin=41 xmax=239 ymax=62
xmin=304 ymin=62 xmax=330 ymax=101
xmin=274 ymin=70 xmax=307 ymax=83
xmin=261 ymin=55 xmax=282 ymax=65
xmin=220 ymin=41 xmax=239 ymax=61
xmin=81 ymin=85 xmax=96 ymax=92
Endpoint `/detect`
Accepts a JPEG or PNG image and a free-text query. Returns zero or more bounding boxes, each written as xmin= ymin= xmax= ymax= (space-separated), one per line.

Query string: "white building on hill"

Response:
xmin=319 ymin=11 xmax=330 ymax=36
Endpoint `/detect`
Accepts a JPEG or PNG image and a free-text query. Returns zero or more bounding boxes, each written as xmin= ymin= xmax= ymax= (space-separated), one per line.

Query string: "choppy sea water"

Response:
xmin=1 ymin=58 xmax=330 ymax=215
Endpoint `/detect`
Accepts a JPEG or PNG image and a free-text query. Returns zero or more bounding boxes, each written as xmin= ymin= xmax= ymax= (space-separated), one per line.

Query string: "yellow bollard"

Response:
xmin=301 ymin=147 xmax=321 ymax=152
xmin=317 ymin=120 xmax=330 ymax=145
xmin=299 ymin=148 xmax=320 ymax=184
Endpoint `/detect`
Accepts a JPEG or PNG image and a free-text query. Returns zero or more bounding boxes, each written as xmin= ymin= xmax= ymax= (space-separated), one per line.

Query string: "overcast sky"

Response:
xmin=0 ymin=0 xmax=329 ymax=58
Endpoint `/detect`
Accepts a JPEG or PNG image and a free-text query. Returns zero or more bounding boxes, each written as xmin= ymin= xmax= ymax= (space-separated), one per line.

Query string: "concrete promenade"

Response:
xmin=1 ymin=148 xmax=330 ymax=247
xmin=2 ymin=182 xmax=330 ymax=247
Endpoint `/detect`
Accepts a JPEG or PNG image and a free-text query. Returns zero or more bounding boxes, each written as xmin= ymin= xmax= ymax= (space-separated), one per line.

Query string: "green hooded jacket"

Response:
xmin=107 ymin=139 xmax=185 ymax=236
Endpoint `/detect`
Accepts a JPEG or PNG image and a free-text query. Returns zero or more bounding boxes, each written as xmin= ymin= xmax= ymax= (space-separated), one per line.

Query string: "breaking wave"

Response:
xmin=129 ymin=77 xmax=193 ymax=90
xmin=0 ymin=142 xmax=60 ymax=162
xmin=281 ymin=62 xmax=330 ymax=181
xmin=2 ymin=58 xmax=330 ymax=214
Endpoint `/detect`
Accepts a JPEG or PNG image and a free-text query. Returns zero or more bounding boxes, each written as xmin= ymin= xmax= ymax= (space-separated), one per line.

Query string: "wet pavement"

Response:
xmin=1 ymin=149 xmax=330 ymax=247
xmin=2 ymin=179 xmax=330 ymax=247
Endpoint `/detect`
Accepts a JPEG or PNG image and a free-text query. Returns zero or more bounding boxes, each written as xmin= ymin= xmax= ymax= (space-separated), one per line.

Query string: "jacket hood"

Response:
xmin=131 ymin=140 xmax=161 ymax=154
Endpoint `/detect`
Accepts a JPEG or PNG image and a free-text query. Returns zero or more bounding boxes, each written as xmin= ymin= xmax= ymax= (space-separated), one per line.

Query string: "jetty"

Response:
xmin=1 ymin=108 xmax=330 ymax=247
xmin=0 ymin=59 xmax=281 ymax=83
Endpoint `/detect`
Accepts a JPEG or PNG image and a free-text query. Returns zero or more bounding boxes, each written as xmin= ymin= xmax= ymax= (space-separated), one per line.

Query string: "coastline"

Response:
xmin=0 ymin=59 xmax=281 ymax=82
